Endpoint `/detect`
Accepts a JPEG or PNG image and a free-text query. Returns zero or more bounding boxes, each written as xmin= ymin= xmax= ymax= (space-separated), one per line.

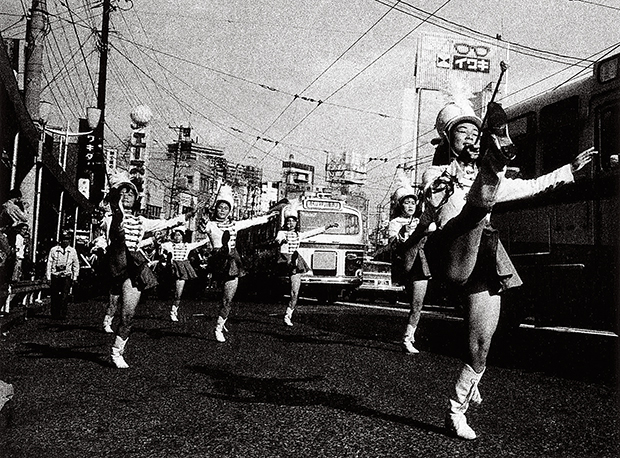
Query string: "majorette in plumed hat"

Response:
xmin=391 ymin=172 xmax=418 ymax=207
xmin=108 ymin=170 xmax=138 ymax=196
xmin=282 ymin=202 xmax=300 ymax=220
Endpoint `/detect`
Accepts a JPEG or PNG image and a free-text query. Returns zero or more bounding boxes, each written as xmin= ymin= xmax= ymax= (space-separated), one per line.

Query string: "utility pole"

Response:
xmin=24 ymin=0 xmax=47 ymax=121
xmin=168 ymin=125 xmax=188 ymax=217
xmin=24 ymin=0 xmax=48 ymax=268
xmin=91 ymin=0 xmax=111 ymax=205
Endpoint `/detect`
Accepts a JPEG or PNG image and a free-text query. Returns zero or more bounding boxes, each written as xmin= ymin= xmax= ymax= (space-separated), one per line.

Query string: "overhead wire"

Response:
xmin=239 ymin=0 xmax=406 ymax=164
xmin=366 ymin=42 xmax=620 ymax=176
xmin=257 ymin=0 xmax=453 ymax=174
xmin=372 ymin=0 xmax=594 ymax=67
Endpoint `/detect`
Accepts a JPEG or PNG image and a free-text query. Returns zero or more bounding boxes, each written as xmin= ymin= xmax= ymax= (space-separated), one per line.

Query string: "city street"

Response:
xmin=0 ymin=292 xmax=618 ymax=458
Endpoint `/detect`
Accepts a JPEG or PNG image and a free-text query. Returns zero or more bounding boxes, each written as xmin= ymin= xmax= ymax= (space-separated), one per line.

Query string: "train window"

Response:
xmin=598 ymin=102 xmax=620 ymax=170
xmin=597 ymin=55 xmax=619 ymax=84
xmin=540 ymin=96 xmax=579 ymax=174
xmin=507 ymin=113 xmax=536 ymax=178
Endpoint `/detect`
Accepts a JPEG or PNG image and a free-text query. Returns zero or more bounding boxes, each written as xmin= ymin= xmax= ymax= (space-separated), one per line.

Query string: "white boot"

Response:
xmin=284 ymin=307 xmax=294 ymax=327
xmin=445 ymin=364 xmax=485 ymax=440
xmin=103 ymin=315 xmax=114 ymax=334
xmin=111 ymin=336 xmax=129 ymax=369
xmin=215 ymin=316 xmax=227 ymax=342
xmin=402 ymin=324 xmax=419 ymax=354
xmin=170 ymin=305 xmax=179 ymax=322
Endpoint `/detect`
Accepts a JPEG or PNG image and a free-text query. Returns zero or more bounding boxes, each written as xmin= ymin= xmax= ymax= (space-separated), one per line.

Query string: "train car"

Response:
xmin=237 ymin=193 xmax=365 ymax=303
xmin=492 ymin=53 xmax=619 ymax=332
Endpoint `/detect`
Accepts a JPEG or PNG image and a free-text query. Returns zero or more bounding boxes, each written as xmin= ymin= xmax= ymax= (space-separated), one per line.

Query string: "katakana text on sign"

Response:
xmin=452 ymin=56 xmax=490 ymax=73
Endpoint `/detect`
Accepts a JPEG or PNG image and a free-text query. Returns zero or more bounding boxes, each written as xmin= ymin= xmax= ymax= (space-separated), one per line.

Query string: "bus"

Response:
xmin=491 ymin=52 xmax=619 ymax=333
xmin=237 ymin=193 xmax=365 ymax=302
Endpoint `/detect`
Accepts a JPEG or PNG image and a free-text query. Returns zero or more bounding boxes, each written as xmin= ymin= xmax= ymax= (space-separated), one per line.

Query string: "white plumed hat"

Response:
xmin=214 ymin=185 xmax=234 ymax=209
xmin=108 ymin=170 xmax=138 ymax=196
xmin=282 ymin=204 xmax=299 ymax=220
xmin=391 ymin=172 xmax=418 ymax=207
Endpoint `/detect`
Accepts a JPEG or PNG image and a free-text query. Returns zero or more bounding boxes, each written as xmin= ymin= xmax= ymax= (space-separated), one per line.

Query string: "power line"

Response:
xmin=568 ymin=0 xmax=620 ymax=11
xmin=257 ymin=0 xmax=454 ymax=166
xmin=240 ymin=0 xmax=406 ymax=163
xmin=372 ymin=0 xmax=594 ymax=67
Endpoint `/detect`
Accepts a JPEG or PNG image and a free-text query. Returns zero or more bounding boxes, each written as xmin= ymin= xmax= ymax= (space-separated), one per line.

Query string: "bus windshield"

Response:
xmin=299 ymin=211 xmax=360 ymax=235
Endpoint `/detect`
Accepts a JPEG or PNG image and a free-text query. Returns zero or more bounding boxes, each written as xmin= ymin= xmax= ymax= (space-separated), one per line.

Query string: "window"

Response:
xmin=200 ymin=173 xmax=209 ymax=192
xmin=598 ymin=101 xmax=620 ymax=170
xmin=145 ymin=205 xmax=161 ymax=219
xmin=540 ymin=96 xmax=579 ymax=174
xmin=507 ymin=112 xmax=537 ymax=178
xmin=187 ymin=175 xmax=194 ymax=188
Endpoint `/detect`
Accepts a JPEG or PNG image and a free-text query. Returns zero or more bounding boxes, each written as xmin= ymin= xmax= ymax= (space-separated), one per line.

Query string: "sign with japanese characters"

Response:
xmin=415 ymin=32 xmax=509 ymax=92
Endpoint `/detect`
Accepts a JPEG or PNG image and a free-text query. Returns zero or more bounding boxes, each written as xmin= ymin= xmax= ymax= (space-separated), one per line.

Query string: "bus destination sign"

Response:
xmin=304 ymin=199 xmax=342 ymax=210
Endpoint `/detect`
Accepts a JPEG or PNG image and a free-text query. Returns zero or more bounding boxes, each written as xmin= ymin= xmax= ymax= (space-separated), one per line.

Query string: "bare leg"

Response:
xmin=466 ymin=290 xmax=501 ymax=372
xmin=170 ymin=279 xmax=185 ymax=321
xmin=289 ymin=273 xmax=301 ymax=310
xmin=103 ymin=293 xmax=119 ymax=333
xmin=111 ymin=278 xmax=141 ymax=368
xmin=445 ymin=289 xmax=500 ymax=439
xmin=403 ymin=279 xmax=428 ymax=353
xmin=215 ymin=277 xmax=238 ymax=342
xmin=219 ymin=277 xmax=238 ymax=321
xmin=118 ymin=278 xmax=141 ymax=339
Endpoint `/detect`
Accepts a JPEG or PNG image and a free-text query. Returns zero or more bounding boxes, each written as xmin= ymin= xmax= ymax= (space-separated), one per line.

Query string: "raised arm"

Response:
xmin=234 ymin=213 xmax=278 ymax=231
xmin=495 ymin=147 xmax=597 ymax=203
xmin=186 ymin=238 xmax=211 ymax=251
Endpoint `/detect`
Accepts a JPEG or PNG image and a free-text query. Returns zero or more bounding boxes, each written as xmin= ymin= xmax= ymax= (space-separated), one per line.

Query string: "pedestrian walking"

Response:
xmin=409 ymin=100 xmax=597 ymax=440
xmin=276 ymin=203 xmax=337 ymax=326
xmin=388 ymin=180 xmax=434 ymax=353
xmin=198 ymin=185 xmax=277 ymax=342
xmin=45 ymin=231 xmax=80 ymax=320
xmin=160 ymin=227 xmax=210 ymax=322
xmin=104 ymin=171 xmax=191 ymax=369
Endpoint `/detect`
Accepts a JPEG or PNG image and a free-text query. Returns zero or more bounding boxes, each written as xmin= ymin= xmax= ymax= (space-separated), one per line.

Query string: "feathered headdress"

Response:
xmin=282 ymin=200 xmax=301 ymax=220
xmin=433 ymin=76 xmax=482 ymax=144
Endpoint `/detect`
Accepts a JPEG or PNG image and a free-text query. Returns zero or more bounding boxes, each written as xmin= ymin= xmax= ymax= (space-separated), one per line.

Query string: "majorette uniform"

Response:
xmin=275 ymin=226 xmax=329 ymax=276
xmin=160 ymin=239 xmax=209 ymax=281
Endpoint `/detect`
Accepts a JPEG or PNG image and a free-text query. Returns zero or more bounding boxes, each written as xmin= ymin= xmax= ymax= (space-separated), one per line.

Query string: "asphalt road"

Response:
xmin=0 ymin=292 xmax=618 ymax=458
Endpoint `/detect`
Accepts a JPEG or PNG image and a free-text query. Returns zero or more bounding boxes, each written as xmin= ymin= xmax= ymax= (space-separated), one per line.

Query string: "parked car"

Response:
xmin=349 ymin=260 xmax=405 ymax=304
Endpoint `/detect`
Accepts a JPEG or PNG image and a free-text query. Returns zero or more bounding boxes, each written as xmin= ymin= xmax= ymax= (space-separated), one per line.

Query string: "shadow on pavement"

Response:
xmin=187 ymin=364 xmax=448 ymax=436
xmin=16 ymin=342 xmax=110 ymax=367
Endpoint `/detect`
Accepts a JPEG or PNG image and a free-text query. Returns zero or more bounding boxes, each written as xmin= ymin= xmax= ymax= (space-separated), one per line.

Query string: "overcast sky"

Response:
xmin=2 ymin=0 xmax=619 ymax=215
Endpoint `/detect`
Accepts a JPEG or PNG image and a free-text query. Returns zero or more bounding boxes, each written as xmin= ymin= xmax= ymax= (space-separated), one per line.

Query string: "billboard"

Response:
xmin=416 ymin=32 xmax=510 ymax=94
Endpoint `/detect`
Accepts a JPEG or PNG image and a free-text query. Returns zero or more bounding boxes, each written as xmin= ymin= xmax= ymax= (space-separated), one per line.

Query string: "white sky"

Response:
xmin=2 ymin=0 xmax=619 ymax=218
